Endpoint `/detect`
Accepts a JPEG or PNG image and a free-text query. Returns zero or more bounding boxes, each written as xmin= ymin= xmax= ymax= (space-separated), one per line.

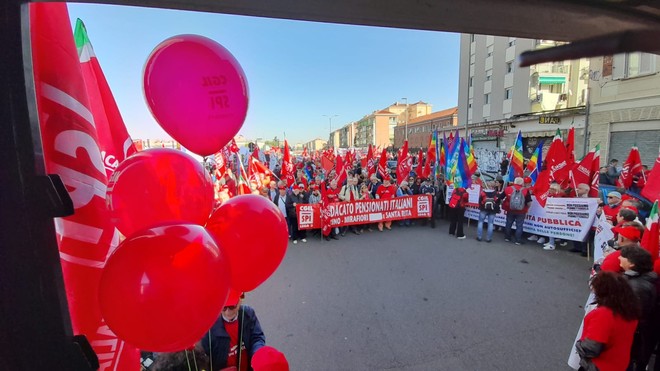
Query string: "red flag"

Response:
xmin=617 ymin=146 xmax=643 ymax=189
xmin=321 ymin=149 xmax=335 ymax=173
xmin=345 ymin=150 xmax=353 ymax=170
xmin=422 ymin=134 xmax=435 ymax=178
xmin=546 ymin=133 xmax=570 ymax=185
xmin=214 ymin=151 xmax=227 ymax=178
xmin=416 ymin=150 xmax=424 ymax=179
xmin=75 ymin=19 xmax=136 ymax=177
xmin=642 ymin=148 xmax=660 ymax=202
xmin=248 ymin=156 xmax=272 ymax=189
xmin=366 ymin=144 xmax=376 ymax=179
xmin=533 ymin=170 xmax=552 ymax=207
xmin=570 ymin=151 xmax=594 ymax=191
xmin=377 ymin=149 xmax=388 ymax=178
xmin=229 ymin=138 xmax=240 ymax=153
xmin=301 ymin=146 xmax=308 ymax=159
xmin=238 ymin=158 xmax=252 ymax=195
xmin=334 ymin=154 xmax=347 ymax=186
xmin=320 ymin=183 xmax=332 ymax=236
xmin=252 ymin=144 xmax=260 ymax=160
xmin=566 ymin=127 xmax=575 ymax=168
xmin=281 ymin=140 xmax=295 ymax=187
xmin=396 ymin=140 xmax=412 ymax=184
xmin=31 ymin=4 xmax=139 ymax=369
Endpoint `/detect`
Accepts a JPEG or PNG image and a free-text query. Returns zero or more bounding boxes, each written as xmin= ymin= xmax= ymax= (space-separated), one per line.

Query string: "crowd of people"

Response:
xmin=205 ymin=148 xmax=660 ymax=371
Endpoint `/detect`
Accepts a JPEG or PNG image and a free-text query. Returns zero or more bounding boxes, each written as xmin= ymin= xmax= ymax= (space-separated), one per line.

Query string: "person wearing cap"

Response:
xmin=201 ymin=291 xmax=266 ymax=371
xmin=603 ymin=191 xmax=623 ymax=225
xmin=375 ymin=176 xmax=396 ymax=231
xmin=618 ymin=246 xmax=658 ymax=371
xmin=285 ymin=184 xmax=308 ymax=244
xmin=599 ymin=224 xmax=642 ymax=273
xmin=251 ymin=346 xmax=289 ymax=371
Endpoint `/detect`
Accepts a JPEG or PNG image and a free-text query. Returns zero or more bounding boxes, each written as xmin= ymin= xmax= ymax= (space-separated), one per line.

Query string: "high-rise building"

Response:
xmin=458 ymin=35 xmax=589 ymax=172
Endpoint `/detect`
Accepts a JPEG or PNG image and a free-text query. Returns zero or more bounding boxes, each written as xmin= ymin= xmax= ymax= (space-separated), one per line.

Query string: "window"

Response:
xmin=508 ymin=38 xmax=516 ymax=47
xmin=470 ymin=34 xmax=475 ymax=43
xmin=613 ymin=52 xmax=656 ymax=79
xmin=484 ymin=93 xmax=490 ymax=104
xmin=469 ymin=77 xmax=473 ymax=87
xmin=486 ymin=69 xmax=492 ymax=81
xmin=487 ymin=45 xmax=494 ymax=57
xmin=505 ymin=88 xmax=512 ymax=100
xmin=506 ymin=62 xmax=513 ymax=74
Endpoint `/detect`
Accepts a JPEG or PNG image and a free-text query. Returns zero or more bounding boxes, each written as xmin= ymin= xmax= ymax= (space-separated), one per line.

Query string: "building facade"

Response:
xmin=302 ymin=138 xmax=328 ymax=151
xmin=458 ymin=34 xmax=589 ymax=173
xmin=587 ymin=53 xmax=660 ymax=166
xmin=393 ymin=107 xmax=458 ymax=149
xmin=353 ymin=110 xmax=398 ymax=149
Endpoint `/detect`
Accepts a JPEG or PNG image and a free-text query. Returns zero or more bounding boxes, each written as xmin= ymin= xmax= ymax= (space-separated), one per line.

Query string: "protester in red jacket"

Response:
xmin=603 ymin=191 xmax=623 ymax=225
xmin=502 ymin=177 xmax=533 ymax=245
xmin=600 ymin=225 xmax=642 ymax=273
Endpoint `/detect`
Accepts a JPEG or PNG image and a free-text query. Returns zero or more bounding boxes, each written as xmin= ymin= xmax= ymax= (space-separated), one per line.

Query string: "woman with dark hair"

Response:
xmin=619 ymin=246 xmax=658 ymax=371
xmin=576 ymin=271 xmax=639 ymax=371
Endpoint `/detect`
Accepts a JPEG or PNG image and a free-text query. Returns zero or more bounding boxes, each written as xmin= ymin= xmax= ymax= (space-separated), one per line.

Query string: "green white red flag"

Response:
xmin=640 ymin=201 xmax=659 ymax=263
xmin=31 ymin=4 xmax=139 ymax=369
xmin=74 ymin=19 xmax=136 ymax=177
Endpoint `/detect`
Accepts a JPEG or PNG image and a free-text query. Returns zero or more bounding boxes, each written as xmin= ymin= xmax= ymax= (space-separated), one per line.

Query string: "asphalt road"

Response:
xmin=249 ymin=219 xmax=593 ymax=371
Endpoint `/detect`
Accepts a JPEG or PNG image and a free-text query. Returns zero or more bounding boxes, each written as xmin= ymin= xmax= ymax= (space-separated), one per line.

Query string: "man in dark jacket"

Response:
xmin=286 ymin=183 xmax=308 ymax=244
xmin=201 ymin=292 xmax=266 ymax=371
xmin=619 ymin=246 xmax=658 ymax=371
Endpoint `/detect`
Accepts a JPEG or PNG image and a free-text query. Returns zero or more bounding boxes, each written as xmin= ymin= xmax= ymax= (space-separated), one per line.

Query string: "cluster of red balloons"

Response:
xmin=99 ymin=35 xmax=288 ymax=353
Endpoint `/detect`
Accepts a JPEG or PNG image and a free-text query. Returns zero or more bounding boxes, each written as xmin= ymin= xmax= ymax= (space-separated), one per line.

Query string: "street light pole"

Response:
xmin=323 ymin=114 xmax=338 ymax=147
xmin=401 ymin=98 xmax=408 ymax=143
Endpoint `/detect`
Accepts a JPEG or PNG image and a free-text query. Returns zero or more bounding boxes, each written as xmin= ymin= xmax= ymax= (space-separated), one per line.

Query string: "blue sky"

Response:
xmin=67 ymin=3 xmax=460 ymax=145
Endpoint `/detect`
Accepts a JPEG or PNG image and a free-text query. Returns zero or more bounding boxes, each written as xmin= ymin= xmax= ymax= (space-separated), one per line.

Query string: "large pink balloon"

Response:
xmin=143 ymin=34 xmax=249 ymax=156
xmin=206 ymin=195 xmax=288 ymax=292
xmin=106 ymin=148 xmax=214 ymax=238
xmin=99 ymin=224 xmax=230 ymax=352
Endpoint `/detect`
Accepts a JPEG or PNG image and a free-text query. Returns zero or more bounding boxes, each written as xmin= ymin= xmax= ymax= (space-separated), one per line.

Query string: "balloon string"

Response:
xmin=192 ymin=348 xmax=199 ymax=371
xmin=208 ymin=330 xmax=213 ymax=371
xmin=185 ymin=349 xmax=192 ymax=371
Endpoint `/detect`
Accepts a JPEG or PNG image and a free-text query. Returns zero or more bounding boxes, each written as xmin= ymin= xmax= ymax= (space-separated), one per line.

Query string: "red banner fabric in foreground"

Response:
xmin=296 ymin=195 xmax=432 ymax=230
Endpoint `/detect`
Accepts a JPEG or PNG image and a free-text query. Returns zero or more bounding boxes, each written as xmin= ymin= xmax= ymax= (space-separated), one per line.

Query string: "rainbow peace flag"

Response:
xmin=508 ymin=130 xmax=524 ymax=181
xmin=526 ymin=141 xmax=543 ymax=183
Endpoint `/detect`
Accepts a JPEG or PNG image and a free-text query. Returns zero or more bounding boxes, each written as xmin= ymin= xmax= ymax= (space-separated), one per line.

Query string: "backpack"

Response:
xmin=509 ymin=188 xmax=525 ymax=211
xmin=482 ymin=191 xmax=496 ymax=212
xmin=449 ymin=189 xmax=464 ymax=208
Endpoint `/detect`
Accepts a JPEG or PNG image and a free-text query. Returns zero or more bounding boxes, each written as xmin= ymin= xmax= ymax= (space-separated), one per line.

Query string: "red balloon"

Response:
xmin=252 ymin=346 xmax=290 ymax=371
xmin=143 ymin=34 xmax=249 ymax=156
xmin=107 ymin=148 xmax=214 ymax=238
xmin=206 ymin=195 xmax=288 ymax=292
xmin=99 ymin=224 xmax=230 ymax=352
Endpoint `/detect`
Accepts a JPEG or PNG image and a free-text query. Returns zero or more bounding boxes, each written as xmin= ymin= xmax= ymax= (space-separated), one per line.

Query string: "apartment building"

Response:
xmin=393 ymin=107 xmax=458 ymax=149
xmin=458 ymin=35 xmax=588 ymax=172
xmin=587 ymin=53 xmax=660 ymax=166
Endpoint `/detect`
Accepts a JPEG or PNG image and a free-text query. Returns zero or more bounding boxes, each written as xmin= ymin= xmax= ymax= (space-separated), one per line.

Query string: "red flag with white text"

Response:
xmin=366 ymin=144 xmax=376 ymax=179
xmin=74 ymin=19 xmax=136 ymax=177
xmin=396 ymin=140 xmax=412 ymax=185
xmin=546 ymin=131 xmax=569 ymax=186
xmin=31 ymin=4 xmax=139 ymax=369
xmin=617 ymin=146 xmax=643 ymax=189
xmin=281 ymin=140 xmax=295 ymax=187
xmin=377 ymin=149 xmax=388 ymax=178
